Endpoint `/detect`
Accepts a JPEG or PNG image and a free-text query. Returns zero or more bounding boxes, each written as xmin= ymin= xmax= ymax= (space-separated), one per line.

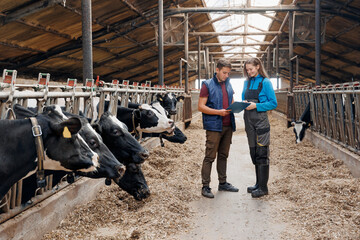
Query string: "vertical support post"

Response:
xmin=179 ymin=59 xmax=182 ymax=88
xmin=210 ymin=55 xmax=214 ymax=78
xmin=296 ymin=56 xmax=299 ymax=85
xmin=184 ymin=13 xmax=189 ymax=94
xmin=267 ymin=46 xmax=271 ymax=76
xmin=288 ymin=12 xmax=294 ymax=92
xmin=276 ymin=36 xmax=279 ymax=89
xmin=315 ymin=0 xmax=321 ymax=86
xmin=81 ymin=0 xmax=93 ymax=85
xmin=198 ymin=36 xmax=201 ymax=89
xmin=158 ymin=0 xmax=164 ymax=85
xmin=205 ymin=47 xmax=209 ymax=79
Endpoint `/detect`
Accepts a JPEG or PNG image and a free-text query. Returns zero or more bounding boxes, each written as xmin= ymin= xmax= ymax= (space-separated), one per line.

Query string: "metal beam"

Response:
xmin=164 ymin=5 xmax=310 ymax=15
xmin=158 ymin=0 xmax=164 ymax=85
xmin=202 ymin=42 xmax=272 ymax=47
xmin=315 ymin=0 xmax=321 ymax=86
xmin=209 ymin=51 xmax=266 ymax=55
xmin=184 ymin=13 xmax=189 ymax=93
xmin=189 ymin=31 xmax=280 ymax=36
xmin=81 ymin=0 xmax=93 ymax=83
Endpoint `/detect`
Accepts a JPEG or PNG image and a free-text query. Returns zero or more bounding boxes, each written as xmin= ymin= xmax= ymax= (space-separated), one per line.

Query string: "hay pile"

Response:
xmin=42 ymin=113 xmax=360 ymax=239
xmin=42 ymin=118 xmax=205 ymax=240
xmin=269 ymin=114 xmax=360 ymax=239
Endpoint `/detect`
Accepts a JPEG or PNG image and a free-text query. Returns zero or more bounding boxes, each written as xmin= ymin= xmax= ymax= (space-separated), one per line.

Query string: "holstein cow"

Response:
xmin=13 ymin=104 xmax=125 ymax=179
xmin=93 ymin=111 xmax=150 ymax=200
xmin=0 ymin=105 xmax=99 ymax=200
xmin=291 ymin=102 xmax=312 ymax=143
xmin=127 ymin=101 xmax=187 ymax=145
xmin=102 ymin=101 xmax=175 ymax=135
xmin=156 ymin=93 xmax=185 ymax=115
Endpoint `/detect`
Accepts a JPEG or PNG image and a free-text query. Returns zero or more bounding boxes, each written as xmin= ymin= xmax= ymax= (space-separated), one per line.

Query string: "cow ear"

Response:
xmin=177 ymin=96 xmax=185 ymax=102
xmin=50 ymin=117 xmax=82 ymax=137
xmin=92 ymin=123 xmax=102 ymax=134
xmin=12 ymin=104 xmax=37 ymax=119
xmin=156 ymin=93 xmax=163 ymax=102
xmin=133 ymin=109 xmax=141 ymax=119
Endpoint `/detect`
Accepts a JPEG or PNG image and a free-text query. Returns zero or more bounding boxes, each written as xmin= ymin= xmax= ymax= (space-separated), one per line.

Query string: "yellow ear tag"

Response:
xmin=63 ymin=126 xmax=72 ymax=138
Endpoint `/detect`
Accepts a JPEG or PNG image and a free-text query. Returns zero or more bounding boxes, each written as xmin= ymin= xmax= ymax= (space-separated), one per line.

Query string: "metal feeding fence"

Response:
xmin=275 ymin=83 xmax=360 ymax=154
xmin=0 ymin=69 xmax=186 ymax=224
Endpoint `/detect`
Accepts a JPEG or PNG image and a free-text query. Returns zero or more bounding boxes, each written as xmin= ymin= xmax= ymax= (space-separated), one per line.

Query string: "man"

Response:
xmin=198 ymin=58 xmax=238 ymax=198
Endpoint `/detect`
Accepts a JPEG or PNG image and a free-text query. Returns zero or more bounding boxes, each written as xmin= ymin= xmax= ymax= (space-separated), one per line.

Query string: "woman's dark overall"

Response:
xmin=244 ymin=78 xmax=270 ymax=198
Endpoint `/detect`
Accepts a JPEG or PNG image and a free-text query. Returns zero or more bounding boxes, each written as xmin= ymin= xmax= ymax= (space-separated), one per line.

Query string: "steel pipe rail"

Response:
xmin=202 ymin=42 xmax=272 ymax=47
xmin=164 ymin=5 xmax=310 ymax=14
xmin=209 ymin=51 xmax=266 ymax=55
xmin=189 ymin=31 xmax=281 ymax=36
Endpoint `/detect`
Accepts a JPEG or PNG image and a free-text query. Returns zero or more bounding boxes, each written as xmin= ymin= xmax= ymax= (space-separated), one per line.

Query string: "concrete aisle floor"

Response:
xmin=176 ymin=113 xmax=287 ymax=240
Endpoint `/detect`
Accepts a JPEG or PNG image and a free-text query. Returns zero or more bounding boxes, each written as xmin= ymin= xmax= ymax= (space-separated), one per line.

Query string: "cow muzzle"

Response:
xmin=169 ymin=109 xmax=177 ymax=115
xmin=139 ymin=150 xmax=149 ymax=160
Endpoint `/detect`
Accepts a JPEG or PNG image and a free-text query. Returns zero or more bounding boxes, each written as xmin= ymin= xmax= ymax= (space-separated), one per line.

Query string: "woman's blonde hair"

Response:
xmin=243 ymin=57 xmax=269 ymax=80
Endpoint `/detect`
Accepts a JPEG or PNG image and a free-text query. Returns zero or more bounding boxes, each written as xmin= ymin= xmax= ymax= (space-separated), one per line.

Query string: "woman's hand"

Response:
xmin=245 ymin=102 xmax=257 ymax=110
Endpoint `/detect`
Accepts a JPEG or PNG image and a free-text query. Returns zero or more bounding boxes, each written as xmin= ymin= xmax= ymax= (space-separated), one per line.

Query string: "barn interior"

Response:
xmin=0 ymin=0 xmax=359 ymax=88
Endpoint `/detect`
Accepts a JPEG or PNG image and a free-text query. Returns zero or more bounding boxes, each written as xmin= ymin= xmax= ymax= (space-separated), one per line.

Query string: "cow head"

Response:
xmin=157 ymin=93 xmax=184 ymax=116
xmin=136 ymin=102 xmax=175 ymax=134
xmin=114 ymin=163 xmax=150 ymax=201
xmin=291 ymin=121 xmax=311 ymax=144
xmin=291 ymin=103 xmax=312 ymax=144
xmin=161 ymin=126 xmax=187 ymax=144
xmin=94 ymin=111 xmax=149 ymax=164
xmin=12 ymin=104 xmax=99 ymax=173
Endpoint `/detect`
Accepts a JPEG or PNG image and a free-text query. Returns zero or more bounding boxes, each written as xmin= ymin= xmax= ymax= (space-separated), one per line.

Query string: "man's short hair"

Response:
xmin=216 ymin=59 xmax=232 ymax=70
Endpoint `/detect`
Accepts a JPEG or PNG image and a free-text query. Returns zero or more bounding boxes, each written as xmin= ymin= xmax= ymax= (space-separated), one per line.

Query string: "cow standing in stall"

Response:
xmin=291 ymin=102 xmax=312 ymax=143
xmin=127 ymin=94 xmax=187 ymax=145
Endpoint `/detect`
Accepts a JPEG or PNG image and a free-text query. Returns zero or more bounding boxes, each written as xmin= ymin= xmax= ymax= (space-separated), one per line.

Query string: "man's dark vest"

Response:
xmin=202 ymin=73 xmax=236 ymax=132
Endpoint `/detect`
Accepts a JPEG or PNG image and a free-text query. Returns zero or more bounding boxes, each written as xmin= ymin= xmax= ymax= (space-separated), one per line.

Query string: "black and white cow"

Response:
xmin=156 ymin=92 xmax=184 ymax=115
xmin=103 ymin=101 xmax=175 ymax=135
xmin=93 ymin=111 xmax=150 ymax=200
xmin=127 ymin=101 xmax=187 ymax=145
xmin=0 ymin=105 xmax=99 ymax=200
xmin=291 ymin=103 xmax=312 ymax=143
xmin=94 ymin=111 xmax=149 ymax=164
xmin=114 ymin=163 xmax=149 ymax=201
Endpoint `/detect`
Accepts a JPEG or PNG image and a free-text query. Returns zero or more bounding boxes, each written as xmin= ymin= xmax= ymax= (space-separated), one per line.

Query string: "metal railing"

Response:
xmin=276 ymin=83 xmax=360 ymax=154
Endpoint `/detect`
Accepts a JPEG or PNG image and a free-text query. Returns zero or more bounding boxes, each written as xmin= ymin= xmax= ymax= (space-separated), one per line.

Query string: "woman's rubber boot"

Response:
xmin=251 ymin=165 xmax=269 ymax=198
xmin=247 ymin=165 xmax=259 ymax=193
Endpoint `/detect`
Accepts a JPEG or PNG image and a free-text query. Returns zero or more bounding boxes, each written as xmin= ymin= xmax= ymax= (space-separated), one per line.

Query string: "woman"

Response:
xmin=242 ymin=57 xmax=277 ymax=198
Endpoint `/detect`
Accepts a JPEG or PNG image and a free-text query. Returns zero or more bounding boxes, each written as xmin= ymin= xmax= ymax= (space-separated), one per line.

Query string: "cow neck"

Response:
xmin=130 ymin=109 xmax=140 ymax=137
xmin=29 ymin=117 xmax=46 ymax=188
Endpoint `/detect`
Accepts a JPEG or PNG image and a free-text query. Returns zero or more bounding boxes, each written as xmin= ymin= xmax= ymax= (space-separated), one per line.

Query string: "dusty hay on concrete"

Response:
xmin=42 ymin=117 xmax=205 ymax=240
xmin=42 ymin=112 xmax=360 ymax=239
xmin=268 ymin=113 xmax=360 ymax=239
